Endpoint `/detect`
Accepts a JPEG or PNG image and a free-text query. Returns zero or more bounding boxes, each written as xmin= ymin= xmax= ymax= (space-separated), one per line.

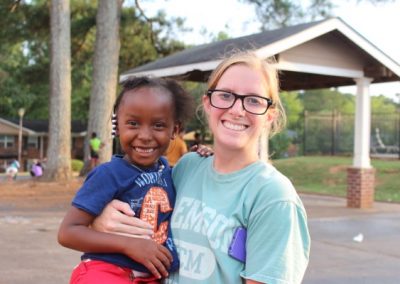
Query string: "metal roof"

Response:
xmin=120 ymin=18 xmax=400 ymax=91
xmin=0 ymin=118 xmax=87 ymax=135
xmin=123 ymin=20 xmax=324 ymax=74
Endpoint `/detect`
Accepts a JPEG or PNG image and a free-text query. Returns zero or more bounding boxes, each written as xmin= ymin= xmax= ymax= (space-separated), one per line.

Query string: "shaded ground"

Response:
xmin=0 ymin=177 xmax=83 ymax=212
xmin=0 ymin=178 xmax=84 ymax=284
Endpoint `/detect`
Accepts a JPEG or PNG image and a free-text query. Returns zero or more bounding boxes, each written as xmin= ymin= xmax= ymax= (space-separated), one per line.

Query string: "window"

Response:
xmin=27 ymin=136 xmax=39 ymax=148
xmin=0 ymin=135 xmax=15 ymax=148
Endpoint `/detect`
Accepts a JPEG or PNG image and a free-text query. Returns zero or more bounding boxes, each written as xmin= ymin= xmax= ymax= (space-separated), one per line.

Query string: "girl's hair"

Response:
xmin=113 ymin=76 xmax=194 ymax=129
xmin=207 ymin=50 xmax=286 ymax=137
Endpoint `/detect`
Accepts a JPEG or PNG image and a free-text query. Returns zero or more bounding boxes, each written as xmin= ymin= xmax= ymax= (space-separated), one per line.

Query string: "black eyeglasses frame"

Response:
xmin=206 ymin=89 xmax=273 ymax=115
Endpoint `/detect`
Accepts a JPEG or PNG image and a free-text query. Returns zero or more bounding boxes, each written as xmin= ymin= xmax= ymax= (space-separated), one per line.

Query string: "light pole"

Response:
xmin=397 ymin=93 xmax=400 ymax=160
xmin=18 ymin=108 xmax=25 ymax=167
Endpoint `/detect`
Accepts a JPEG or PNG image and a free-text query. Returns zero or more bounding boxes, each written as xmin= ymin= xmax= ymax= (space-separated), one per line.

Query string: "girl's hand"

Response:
xmin=91 ymin=201 xmax=172 ymax=278
xmin=190 ymin=144 xmax=213 ymax=157
xmin=123 ymin=238 xmax=172 ymax=279
xmin=92 ymin=200 xmax=153 ymax=238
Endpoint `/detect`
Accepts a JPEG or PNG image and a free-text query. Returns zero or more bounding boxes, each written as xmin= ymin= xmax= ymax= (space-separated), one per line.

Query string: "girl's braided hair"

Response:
xmin=111 ymin=76 xmax=195 ymax=137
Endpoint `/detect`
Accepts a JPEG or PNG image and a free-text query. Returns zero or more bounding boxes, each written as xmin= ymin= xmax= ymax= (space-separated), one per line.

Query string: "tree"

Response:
xmin=240 ymin=0 xmax=333 ymax=29
xmin=85 ymin=0 xmax=123 ymax=166
xmin=241 ymin=0 xmax=393 ymax=29
xmin=82 ymin=1 xmax=187 ymax=169
xmin=0 ymin=0 xmax=50 ymax=119
xmin=182 ymin=81 xmax=209 ymax=136
xmin=45 ymin=0 xmax=72 ymax=181
xmin=280 ymin=91 xmax=304 ymax=129
xmin=371 ymin=95 xmax=397 ymax=113
xmin=302 ymin=89 xmax=355 ymax=113
xmin=0 ymin=1 xmax=186 ymax=122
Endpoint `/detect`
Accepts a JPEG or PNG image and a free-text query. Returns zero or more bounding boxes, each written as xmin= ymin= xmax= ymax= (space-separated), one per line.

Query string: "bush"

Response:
xmin=269 ymin=131 xmax=291 ymax=159
xmin=71 ymin=159 xmax=84 ymax=172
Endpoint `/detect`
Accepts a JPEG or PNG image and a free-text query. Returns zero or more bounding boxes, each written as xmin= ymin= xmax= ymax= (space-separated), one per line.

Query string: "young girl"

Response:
xmin=58 ymin=77 xmax=194 ymax=283
xmin=93 ymin=51 xmax=310 ymax=283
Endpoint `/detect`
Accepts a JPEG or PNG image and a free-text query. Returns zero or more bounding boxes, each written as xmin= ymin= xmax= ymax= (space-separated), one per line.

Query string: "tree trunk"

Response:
xmin=85 ymin=0 xmax=123 ymax=167
xmin=45 ymin=0 xmax=72 ymax=181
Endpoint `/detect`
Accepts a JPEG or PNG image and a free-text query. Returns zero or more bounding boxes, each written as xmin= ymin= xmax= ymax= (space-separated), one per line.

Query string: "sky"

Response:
xmin=138 ymin=0 xmax=400 ymax=101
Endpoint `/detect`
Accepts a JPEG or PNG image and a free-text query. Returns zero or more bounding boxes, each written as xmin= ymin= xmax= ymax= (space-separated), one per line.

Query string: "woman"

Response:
xmin=93 ymin=51 xmax=310 ymax=283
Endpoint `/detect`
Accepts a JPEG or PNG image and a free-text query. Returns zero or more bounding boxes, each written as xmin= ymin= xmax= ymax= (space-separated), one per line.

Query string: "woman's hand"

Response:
xmin=190 ymin=144 xmax=213 ymax=157
xmin=92 ymin=200 xmax=153 ymax=239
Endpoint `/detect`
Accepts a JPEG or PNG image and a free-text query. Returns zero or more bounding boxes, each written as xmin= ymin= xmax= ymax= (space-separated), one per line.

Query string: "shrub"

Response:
xmin=71 ymin=159 xmax=84 ymax=172
xmin=269 ymin=131 xmax=291 ymax=159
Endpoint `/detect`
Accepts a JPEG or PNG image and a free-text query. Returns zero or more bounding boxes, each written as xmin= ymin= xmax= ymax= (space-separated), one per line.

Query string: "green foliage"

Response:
xmin=119 ymin=7 xmax=186 ymax=72
xmin=273 ymin=156 xmax=400 ymax=202
xmin=280 ymin=91 xmax=304 ymax=145
xmin=302 ymin=89 xmax=355 ymax=113
xmin=371 ymin=95 xmax=397 ymax=113
xmin=280 ymin=91 xmax=304 ymax=125
xmin=0 ymin=1 xmax=188 ymax=121
xmin=0 ymin=0 xmax=50 ymax=119
xmin=370 ymin=95 xmax=399 ymax=148
xmin=71 ymin=159 xmax=84 ymax=172
xmin=269 ymin=131 xmax=291 ymax=159
xmin=299 ymin=89 xmax=399 ymax=155
xmin=241 ymin=0 xmax=392 ymax=29
xmin=240 ymin=0 xmax=333 ymax=29
xmin=181 ymin=81 xmax=208 ymax=136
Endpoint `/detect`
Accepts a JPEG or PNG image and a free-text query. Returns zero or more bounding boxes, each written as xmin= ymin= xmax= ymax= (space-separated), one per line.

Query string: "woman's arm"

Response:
xmin=58 ymin=206 xmax=172 ymax=278
xmin=245 ymin=201 xmax=310 ymax=284
xmin=91 ymin=199 xmax=154 ymax=238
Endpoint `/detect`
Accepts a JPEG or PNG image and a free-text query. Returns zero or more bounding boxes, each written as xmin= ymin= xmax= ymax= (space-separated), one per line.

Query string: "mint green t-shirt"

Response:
xmin=166 ymin=153 xmax=310 ymax=284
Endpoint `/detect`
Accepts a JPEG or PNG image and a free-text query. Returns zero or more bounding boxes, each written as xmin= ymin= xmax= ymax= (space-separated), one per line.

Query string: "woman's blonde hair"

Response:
xmin=207 ymin=50 xmax=286 ymax=137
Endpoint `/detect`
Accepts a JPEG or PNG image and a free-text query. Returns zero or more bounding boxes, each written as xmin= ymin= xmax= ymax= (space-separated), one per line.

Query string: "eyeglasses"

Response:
xmin=206 ymin=89 xmax=273 ymax=115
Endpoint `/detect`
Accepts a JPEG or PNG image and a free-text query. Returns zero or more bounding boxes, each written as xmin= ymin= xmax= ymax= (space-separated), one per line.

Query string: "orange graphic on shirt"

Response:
xmin=140 ymin=186 xmax=172 ymax=244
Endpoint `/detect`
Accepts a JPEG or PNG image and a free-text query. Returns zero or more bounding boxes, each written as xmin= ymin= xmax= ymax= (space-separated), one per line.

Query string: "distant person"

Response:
xmin=189 ymin=131 xmax=202 ymax=149
xmin=30 ymin=159 xmax=43 ymax=178
xmin=165 ymin=129 xmax=188 ymax=167
xmin=89 ymin=132 xmax=103 ymax=169
xmin=6 ymin=159 xmax=20 ymax=181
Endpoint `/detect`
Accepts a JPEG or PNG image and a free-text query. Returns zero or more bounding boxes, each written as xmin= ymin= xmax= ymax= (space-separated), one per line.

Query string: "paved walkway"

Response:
xmin=301 ymin=194 xmax=400 ymax=284
xmin=0 ymin=194 xmax=399 ymax=284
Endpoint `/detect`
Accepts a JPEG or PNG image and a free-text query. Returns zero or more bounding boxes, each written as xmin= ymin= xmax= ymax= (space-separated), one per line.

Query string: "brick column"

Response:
xmin=347 ymin=167 xmax=375 ymax=208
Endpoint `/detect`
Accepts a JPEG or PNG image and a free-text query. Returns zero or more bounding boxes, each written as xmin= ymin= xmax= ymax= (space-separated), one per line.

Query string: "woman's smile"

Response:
xmin=221 ymin=120 xmax=248 ymax=131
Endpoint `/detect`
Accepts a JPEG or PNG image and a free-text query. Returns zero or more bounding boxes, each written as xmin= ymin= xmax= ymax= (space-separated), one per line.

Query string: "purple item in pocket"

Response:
xmin=228 ymin=227 xmax=247 ymax=263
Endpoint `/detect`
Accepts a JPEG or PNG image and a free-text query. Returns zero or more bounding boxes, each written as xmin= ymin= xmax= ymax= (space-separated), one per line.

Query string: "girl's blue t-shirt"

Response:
xmin=72 ymin=155 xmax=179 ymax=273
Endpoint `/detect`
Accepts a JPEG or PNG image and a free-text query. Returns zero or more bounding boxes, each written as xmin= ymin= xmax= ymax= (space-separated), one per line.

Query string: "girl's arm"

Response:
xmin=190 ymin=144 xmax=213 ymax=157
xmin=58 ymin=206 xmax=172 ymax=278
xmin=246 ymin=280 xmax=262 ymax=284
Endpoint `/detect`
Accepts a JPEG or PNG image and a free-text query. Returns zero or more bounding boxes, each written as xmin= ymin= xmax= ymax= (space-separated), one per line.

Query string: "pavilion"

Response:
xmin=120 ymin=17 xmax=400 ymax=208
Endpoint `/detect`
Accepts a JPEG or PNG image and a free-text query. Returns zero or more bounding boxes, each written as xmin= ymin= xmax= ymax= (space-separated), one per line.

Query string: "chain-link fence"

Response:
xmin=299 ymin=111 xmax=400 ymax=158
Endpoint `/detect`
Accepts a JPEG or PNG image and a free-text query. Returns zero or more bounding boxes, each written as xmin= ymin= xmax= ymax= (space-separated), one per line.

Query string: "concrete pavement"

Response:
xmin=0 ymin=194 xmax=399 ymax=283
xmin=301 ymin=194 xmax=400 ymax=284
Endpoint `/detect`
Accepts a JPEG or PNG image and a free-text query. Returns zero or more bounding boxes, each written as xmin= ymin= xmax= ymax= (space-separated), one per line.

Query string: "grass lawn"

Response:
xmin=272 ymin=156 xmax=400 ymax=203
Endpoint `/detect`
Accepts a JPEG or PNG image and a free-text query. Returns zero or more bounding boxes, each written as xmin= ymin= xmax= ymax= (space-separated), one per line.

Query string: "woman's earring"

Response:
xmin=111 ymin=113 xmax=117 ymax=138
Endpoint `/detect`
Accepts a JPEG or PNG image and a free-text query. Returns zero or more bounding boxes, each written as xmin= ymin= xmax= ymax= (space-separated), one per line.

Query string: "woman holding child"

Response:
xmin=92 ymin=51 xmax=310 ymax=283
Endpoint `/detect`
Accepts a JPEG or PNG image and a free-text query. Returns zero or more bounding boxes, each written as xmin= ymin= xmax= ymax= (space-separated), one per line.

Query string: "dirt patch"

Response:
xmin=0 ymin=178 xmax=84 ymax=212
xmin=329 ymin=165 xmax=348 ymax=174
